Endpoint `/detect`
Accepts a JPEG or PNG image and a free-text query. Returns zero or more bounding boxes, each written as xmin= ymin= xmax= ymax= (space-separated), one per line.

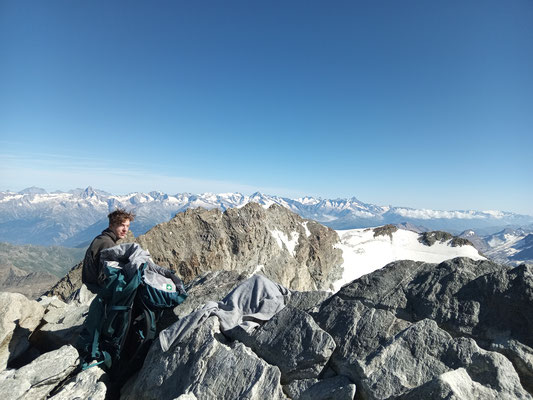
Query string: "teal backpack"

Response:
xmin=77 ymin=256 xmax=187 ymax=382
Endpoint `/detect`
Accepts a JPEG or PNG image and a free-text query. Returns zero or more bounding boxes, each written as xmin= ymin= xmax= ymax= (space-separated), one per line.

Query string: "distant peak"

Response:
xmin=81 ymin=186 xmax=98 ymax=199
xmin=19 ymin=186 xmax=47 ymax=195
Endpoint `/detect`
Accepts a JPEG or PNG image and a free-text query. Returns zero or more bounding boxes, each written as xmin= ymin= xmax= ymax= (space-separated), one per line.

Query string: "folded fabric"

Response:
xmin=159 ymin=274 xmax=291 ymax=351
xmin=99 ymin=243 xmax=152 ymax=280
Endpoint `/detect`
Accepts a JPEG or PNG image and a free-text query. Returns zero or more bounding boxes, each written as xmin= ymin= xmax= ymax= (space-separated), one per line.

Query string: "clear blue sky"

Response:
xmin=1 ymin=0 xmax=532 ymax=214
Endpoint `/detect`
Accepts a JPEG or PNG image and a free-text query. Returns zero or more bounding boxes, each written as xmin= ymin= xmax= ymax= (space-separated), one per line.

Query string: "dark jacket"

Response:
xmin=82 ymin=228 xmax=118 ymax=287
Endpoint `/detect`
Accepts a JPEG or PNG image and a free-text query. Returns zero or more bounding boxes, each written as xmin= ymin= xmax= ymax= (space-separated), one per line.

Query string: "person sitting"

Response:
xmin=82 ymin=208 xmax=135 ymax=293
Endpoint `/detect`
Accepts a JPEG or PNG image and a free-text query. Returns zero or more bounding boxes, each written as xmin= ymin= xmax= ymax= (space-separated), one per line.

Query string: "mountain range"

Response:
xmin=2 ymin=187 xmax=532 ymax=248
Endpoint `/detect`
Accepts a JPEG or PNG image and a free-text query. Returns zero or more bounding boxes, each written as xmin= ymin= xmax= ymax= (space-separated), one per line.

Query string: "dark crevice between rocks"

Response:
xmin=6 ymin=323 xmax=36 ymax=369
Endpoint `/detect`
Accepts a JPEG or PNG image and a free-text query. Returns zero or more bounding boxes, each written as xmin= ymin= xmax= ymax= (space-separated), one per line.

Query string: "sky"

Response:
xmin=1 ymin=0 xmax=532 ymax=214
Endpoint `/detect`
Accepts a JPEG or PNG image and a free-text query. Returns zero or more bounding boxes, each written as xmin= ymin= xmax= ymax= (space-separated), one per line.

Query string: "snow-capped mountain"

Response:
xmin=458 ymin=229 xmax=491 ymax=254
xmin=479 ymin=228 xmax=533 ymax=265
xmin=1 ymin=187 xmax=532 ymax=249
xmin=510 ymin=234 xmax=533 ymax=262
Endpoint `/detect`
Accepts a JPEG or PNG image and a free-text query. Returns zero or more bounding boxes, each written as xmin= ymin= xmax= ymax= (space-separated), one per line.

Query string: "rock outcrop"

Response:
xmin=313 ymin=257 xmax=533 ymax=399
xmin=122 ymin=317 xmax=288 ymax=400
xmin=122 ymin=271 xmax=345 ymax=400
xmin=0 ymin=345 xmax=79 ymax=400
xmin=418 ymin=230 xmax=474 ymax=247
xmin=136 ymin=203 xmax=343 ymax=292
xmin=0 ymin=292 xmax=45 ymax=370
xmin=44 ymin=262 xmax=83 ymax=301
xmin=30 ymin=285 xmax=97 ymax=353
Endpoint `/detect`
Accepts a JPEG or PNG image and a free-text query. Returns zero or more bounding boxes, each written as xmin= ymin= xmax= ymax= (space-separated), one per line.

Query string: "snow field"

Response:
xmin=332 ymin=228 xmax=486 ymax=292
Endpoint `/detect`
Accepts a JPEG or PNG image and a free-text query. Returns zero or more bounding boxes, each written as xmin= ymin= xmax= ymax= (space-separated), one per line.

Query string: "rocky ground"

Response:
xmin=0 ymin=256 xmax=531 ymax=399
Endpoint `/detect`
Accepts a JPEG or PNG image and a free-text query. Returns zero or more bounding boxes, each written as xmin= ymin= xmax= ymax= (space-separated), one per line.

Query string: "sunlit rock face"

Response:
xmin=136 ymin=202 xmax=343 ymax=292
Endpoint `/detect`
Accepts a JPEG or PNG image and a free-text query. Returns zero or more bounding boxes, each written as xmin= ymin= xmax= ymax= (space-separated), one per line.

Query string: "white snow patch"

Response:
xmin=259 ymin=199 xmax=277 ymax=209
xmin=485 ymin=233 xmax=524 ymax=258
xmin=29 ymin=193 xmax=72 ymax=204
xmin=332 ymin=228 xmax=485 ymax=292
xmin=0 ymin=194 xmax=24 ymax=203
xmin=487 ymin=233 xmax=520 ymax=248
xmin=250 ymin=264 xmax=264 ymax=277
xmin=270 ymin=230 xmax=300 ymax=257
xmin=302 ymin=221 xmax=311 ymax=237
xmin=296 ymin=197 xmax=321 ymax=205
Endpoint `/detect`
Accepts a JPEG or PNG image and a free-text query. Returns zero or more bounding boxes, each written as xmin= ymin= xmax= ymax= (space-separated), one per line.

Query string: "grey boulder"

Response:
xmin=30 ymin=287 xmax=97 ymax=352
xmin=49 ymin=365 xmax=107 ymax=400
xmin=314 ymin=258 xmax=533 ymax=399
xmin=122 ymin=316 xmax=287 ymax=400
xmin=235 ymin=305 xmax=336 ymax=383
xmin=0 ymin=292 xmax=45 ymax=370
xmin=0 ymin=344 xmax=79 ymax=400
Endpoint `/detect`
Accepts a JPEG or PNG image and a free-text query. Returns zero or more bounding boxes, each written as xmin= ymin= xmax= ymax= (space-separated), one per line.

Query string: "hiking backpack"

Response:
xmin=77 ymin=250 xmax=187 ymax=382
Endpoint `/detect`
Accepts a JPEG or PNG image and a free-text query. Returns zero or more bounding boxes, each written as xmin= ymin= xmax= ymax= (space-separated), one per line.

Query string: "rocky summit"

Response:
xmin=135 ymin=203 xmax=343 ymax=292
xmin=1 ymin=205 xmax=532 ymax=400
xmin=0 ymin=256 xmax=531 ymax=399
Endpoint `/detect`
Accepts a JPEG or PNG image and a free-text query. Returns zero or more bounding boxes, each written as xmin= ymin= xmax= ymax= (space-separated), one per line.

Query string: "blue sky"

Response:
xmin=1 ymin=0 xmax=532 ymax=214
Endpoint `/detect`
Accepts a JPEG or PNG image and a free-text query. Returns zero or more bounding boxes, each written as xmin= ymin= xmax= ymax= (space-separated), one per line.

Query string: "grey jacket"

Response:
xmin=82 ymin=228 xmax=118 ymax=287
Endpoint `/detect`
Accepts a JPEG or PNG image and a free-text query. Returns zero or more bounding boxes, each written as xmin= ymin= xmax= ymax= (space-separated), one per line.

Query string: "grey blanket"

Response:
xmin=159 ymin=274 xmax=291 ymax=351
xmin=99 ymin=243 xmax=186 ymax=293
xmin=99 ymin=243 xmax=151 ymax=280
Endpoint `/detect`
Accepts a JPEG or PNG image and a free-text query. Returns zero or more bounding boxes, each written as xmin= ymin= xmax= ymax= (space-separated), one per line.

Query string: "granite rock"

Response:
xmin=0 ymin=292 xmax=45 ymax=370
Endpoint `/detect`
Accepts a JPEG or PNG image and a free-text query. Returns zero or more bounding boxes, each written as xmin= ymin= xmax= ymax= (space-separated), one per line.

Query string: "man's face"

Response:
xmin=110 ymin=219 xmax=130 ymax=240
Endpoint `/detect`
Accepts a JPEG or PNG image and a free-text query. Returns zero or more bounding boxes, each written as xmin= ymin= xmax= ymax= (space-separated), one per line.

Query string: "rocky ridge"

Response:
xmin=135 ymin=202 xmax=343 ymax=292
xmin=47 ymin=203 xmax=343 ymax=300
xmin=0 ymin=264 xmax=59 ymax=299
xmin=0 ymin=243 xmax=86 ymax=298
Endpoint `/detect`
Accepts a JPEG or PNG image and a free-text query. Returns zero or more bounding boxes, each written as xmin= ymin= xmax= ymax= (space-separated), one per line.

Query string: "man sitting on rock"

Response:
xmin=82 ymin=208 xmax=135 ymax=293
